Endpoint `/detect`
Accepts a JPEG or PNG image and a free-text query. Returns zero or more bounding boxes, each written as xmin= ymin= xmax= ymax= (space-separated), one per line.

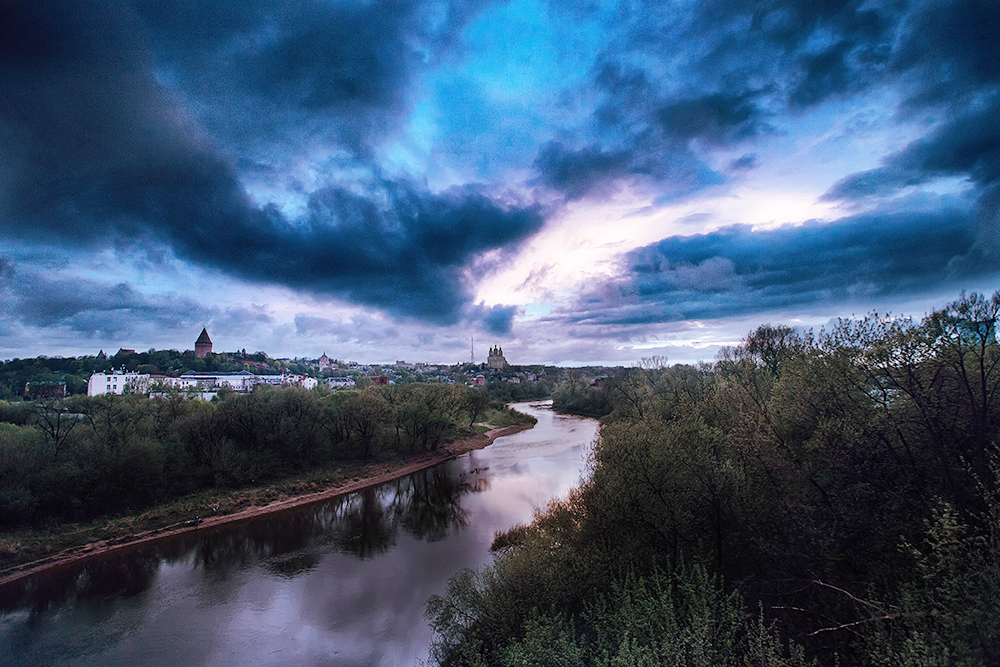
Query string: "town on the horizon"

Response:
xmin=4 ymin=327 xmax=615 ymax=402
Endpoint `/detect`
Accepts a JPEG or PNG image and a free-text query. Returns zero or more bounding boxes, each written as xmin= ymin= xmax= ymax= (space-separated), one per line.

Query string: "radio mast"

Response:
xmin=471 ymin=337 xmax=475 ymax=365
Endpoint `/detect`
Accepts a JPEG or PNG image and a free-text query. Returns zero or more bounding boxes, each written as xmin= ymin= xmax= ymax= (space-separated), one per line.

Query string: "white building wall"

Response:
xmin=87 ymin=372 xmax=151 ymax=396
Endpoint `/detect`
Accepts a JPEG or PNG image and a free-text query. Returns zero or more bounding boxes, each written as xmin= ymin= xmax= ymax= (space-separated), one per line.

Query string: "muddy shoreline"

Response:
xmin=0 ymin=422 xmax=533 ymax=590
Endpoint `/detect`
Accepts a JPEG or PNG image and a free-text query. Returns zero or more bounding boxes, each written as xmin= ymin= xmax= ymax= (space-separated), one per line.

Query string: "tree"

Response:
xmin=464 ymin=388 xmax=490 ymax=427
xmin=28 ymin=399 xmax=80 ymax=461
xmin=343 ymin=388 xmax=390 ymax=462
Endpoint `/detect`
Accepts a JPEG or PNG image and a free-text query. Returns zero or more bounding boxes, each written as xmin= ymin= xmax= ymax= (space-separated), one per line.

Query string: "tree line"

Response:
xmin=0 ymin=383 xmax=528 ymax=530
xmin=427 ymin=291 xmax=1000 ymax=665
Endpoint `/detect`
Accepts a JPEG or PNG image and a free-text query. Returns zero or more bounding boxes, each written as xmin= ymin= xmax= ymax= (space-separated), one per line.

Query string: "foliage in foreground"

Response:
xmin=427 ymin=291 xmax=1000 ymax=665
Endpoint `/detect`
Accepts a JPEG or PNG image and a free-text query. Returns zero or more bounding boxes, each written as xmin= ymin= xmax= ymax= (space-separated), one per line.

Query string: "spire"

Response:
xmin=196 ymin=327 xmax=212 ymax=344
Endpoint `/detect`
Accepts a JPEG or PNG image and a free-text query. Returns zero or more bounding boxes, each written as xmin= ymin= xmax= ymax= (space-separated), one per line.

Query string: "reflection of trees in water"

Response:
xmin=327 ymin=487 xmax=396 ymax=559
xmin=325 ymin=466 xmax=474 ymax=556
xmin=0 ymin=550 xmax=160 ymax=619
xmin=393 ymin=467 xmax=472 ymax=541
xmin=266 ymin=551 xmax=321 ymax=578
xmin=0 ymin=462 xmax=478 ymax=611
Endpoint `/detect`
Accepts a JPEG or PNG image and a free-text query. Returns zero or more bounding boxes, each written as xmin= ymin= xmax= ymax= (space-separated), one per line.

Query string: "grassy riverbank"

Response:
xmin=0 ymin=406 xmax=536 ymax=584
xmin=0 ymin=459 xmax=366 ymax=569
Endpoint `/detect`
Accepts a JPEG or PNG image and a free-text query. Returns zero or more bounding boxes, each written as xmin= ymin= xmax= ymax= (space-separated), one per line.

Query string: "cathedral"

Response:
xmin=487 ymin=345 xmax=508 ymax=370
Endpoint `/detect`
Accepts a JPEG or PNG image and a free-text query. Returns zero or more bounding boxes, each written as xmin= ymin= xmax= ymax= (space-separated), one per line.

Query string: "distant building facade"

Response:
xmin=195 ymin=328 xmax=213 ymax=357
xmin=87 ymin=371 xmax=151 ymax=396
xmin=487 ymin=345 xmax=508 ymax=370
xmin=89 ymin=370 xmax=319 ymax=398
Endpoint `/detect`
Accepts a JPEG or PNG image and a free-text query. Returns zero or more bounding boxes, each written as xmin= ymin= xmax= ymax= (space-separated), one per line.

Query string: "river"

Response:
xmin=0 ymin=401 xmax=597 ymax=666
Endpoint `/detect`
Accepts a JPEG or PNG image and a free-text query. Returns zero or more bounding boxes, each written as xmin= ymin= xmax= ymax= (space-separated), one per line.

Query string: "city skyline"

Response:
xmin=2 ymin=0 xmax=998 ymax=366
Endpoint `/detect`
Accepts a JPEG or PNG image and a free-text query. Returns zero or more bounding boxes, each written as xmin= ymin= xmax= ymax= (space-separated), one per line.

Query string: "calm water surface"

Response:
xmin=0 ymin=401 xmax=597 ymax=666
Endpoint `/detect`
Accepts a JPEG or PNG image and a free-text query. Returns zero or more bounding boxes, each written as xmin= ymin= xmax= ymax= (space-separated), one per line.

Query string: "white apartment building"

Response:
xmin=87 ymin=371 xmax=151 ymax=396
xmin=87 ymin=370 xmax=320 ymax=398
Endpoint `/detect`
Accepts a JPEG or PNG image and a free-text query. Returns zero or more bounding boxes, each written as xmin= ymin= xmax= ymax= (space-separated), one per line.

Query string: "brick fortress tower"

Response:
xmin=195 ymin=327 xmax=213 ymax=358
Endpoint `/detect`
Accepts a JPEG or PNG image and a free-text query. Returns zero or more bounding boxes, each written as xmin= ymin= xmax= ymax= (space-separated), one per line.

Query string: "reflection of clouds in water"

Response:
xmin=0 ymin=402 xmax=598 ymax=667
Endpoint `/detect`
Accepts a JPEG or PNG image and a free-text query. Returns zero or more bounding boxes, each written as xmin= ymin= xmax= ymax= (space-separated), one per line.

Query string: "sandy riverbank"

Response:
xmin=0 ymin=422 xmax=534 ymax=590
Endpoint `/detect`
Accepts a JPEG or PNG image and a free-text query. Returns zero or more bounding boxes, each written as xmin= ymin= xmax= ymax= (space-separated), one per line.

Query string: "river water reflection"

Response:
xmin=0 ymin=401 xmax=597 ymax=666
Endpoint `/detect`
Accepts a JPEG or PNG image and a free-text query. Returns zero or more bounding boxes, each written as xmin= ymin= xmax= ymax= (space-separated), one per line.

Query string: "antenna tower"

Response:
xmin=471 ymin=337 xmax=475 ymax=365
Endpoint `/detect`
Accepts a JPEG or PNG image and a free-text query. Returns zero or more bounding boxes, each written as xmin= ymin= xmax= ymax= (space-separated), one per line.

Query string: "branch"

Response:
xmin=810 ymin=579 xmax=885 ymax=613
xmin=806 ymin=612 xmax=932 ymax=637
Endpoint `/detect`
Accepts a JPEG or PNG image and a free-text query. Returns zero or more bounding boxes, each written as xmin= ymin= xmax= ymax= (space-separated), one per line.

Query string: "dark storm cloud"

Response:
xmin=534 ymin=65 xmax=770 ymax=199
xmin=688 ymin=0 xmax=897 ymax=105
xmin=0 ymin=258 xmax=212 ymax=337
xmin=129 ymin=0 xmax=416 ymax=157
xmin=534 ymin=143 xmax=633 ymax=200
xmin=826 ymin=98 xmax=1000 ymax=202
xmin=534 ymin=0 xmax=1000 ymax=330
xmin=729 ymin=154 xmax=758 ymax=172
xmin=825 ymin=1 xmax=1000 ymax=203
xmin=819 ymin=0 xmax=1000 ymax=289
xmin=0 ymin=0 xmax=542 ymax=329
xmin=533 ymin=0 xmax=1000 ymax=212
xmin=475 ymin=304 xmax=519 ymax=336
xmin=891 ymin=0 xmax=1000 ymax=108
xmin=533 ymin=0 xmax=903 ymax=200
xmin=563 ymin=207 xmax=986 ymax=326
xmin=126 ymin=0 xmax=498 ymax=160
xmin=825 ymin=91 xmax=1000 ymax=266
xmin=259 ymin=181 xmax=543 ymax=324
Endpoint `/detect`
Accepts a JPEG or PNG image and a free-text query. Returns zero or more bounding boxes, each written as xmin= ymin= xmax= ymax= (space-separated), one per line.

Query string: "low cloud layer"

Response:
xmin=0 ymin=258 xmax=213 ymax=339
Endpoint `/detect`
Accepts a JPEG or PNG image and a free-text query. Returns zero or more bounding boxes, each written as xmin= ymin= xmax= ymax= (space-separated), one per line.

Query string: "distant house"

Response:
xmin=195 ymin=328 xmax=213 ymax=358
xmin=471 ymin=374 xmax=486 ymax=387
xmin=282 ymin=374 xmax=318 ymax=390
xmin=328 ymin=377 xmax=354 ymax=388
xmin=318 ymin=352 xmax=331 ymax=370
xmin=371 ymin=376 xmax=390 ymax=385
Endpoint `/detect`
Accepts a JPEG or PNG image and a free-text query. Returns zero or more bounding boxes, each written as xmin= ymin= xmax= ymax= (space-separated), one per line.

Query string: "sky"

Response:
xmin=1 ymin=0 xmax=998 ymax=366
